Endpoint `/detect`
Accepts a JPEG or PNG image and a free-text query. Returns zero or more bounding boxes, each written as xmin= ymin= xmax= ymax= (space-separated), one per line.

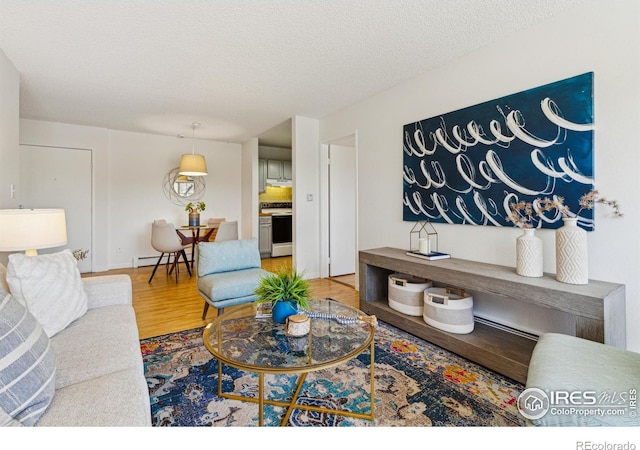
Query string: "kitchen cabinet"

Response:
xmin=266 ymin=159 xmax=292 ymax=181
xmin=259 ymin=216 xmax=272 ymax=258
xmin=283 ymin=160 xmax=292 ymax=180
xmin=267 ymin=160 xmax=283 ymax=179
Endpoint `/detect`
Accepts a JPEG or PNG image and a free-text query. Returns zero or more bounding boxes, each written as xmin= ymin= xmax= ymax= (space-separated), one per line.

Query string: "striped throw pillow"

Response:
xmin=0 ymin=291 xmax=56 ymax=426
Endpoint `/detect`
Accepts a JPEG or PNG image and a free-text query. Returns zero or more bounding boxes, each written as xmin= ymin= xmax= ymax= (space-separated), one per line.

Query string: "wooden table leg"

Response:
xmin=193 ymin=229 xmax=202 ymax=268
xmin=176 ymin=228 xmax=200 ymax=269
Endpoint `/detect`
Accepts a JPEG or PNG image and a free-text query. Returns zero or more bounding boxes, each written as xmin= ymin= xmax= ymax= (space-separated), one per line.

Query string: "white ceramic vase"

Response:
xmin=555 ymin=217 xmax=588 ymax=285
xmin=516 ymin=228 xmax=543 ymax=277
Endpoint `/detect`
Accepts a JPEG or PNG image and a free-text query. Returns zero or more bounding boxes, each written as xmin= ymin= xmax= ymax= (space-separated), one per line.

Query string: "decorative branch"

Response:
xmin=539 ymin=189 xmax=623 ymax=219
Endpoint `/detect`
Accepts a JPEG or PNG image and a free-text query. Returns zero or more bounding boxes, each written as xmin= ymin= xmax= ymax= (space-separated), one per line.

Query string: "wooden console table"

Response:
xmin=359 ymin=247 xmax=626 ymax=383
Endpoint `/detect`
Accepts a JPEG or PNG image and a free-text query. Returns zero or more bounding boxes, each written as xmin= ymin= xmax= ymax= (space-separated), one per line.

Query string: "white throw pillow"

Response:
xmin=0 ymin=263 xmax=9 ymax=293
xmin=7 ymin=250 xmax=88 ymax=338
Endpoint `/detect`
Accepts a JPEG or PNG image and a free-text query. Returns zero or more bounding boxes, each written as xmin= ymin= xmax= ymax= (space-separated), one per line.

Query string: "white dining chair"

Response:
xmin=214 ymin=220 xmax=239 ymax=242
xmin=149 ymin=220 xmax=192 ymax=283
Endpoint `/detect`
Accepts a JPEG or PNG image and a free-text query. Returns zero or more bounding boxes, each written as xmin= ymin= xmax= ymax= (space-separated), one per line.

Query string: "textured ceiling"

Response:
xmin=0 ymin=0 xmax=584 ymax=147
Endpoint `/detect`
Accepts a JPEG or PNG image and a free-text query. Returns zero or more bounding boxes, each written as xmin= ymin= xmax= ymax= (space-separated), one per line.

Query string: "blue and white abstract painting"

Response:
xmin=403 ymin=72 xmax=594 ymax=230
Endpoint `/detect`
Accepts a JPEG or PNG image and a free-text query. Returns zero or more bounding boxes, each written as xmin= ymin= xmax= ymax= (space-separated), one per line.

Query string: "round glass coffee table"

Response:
xmin=203 ymin=298 xmax=376 ymax=426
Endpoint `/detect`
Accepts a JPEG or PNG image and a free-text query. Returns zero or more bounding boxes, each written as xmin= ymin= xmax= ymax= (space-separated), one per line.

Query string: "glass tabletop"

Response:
xmin=203 ymin=298 xmax=375 ymax=374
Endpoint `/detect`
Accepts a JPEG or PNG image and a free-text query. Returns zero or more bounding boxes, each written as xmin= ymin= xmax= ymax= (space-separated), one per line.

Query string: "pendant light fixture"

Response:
xmin=179 ymin=122 xmax=208 ymax=176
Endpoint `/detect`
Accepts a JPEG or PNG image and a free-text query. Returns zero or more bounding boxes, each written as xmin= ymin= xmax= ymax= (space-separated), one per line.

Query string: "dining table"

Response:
xmin=176 ymin=224 xmax=216 ymax=269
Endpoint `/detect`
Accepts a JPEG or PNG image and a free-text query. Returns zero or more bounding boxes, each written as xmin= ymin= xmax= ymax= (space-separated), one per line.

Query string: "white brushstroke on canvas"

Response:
xmin=558 ymin=157 xmax=593 ymax=184
xmin=541 ymin=98 xmax=594 ymax=131
xmin=531 ymin=149 xmax=569 ymax=179
xmin=435 ymin=128 xmax=464 ymax=154
xmin=489 ymin=119 xmax=515 ymax=145
xmin=466 ymin=121 xmax=498 ymax=146
xmin=456 ymin=196 xmax=479 ymax=224
xmin=456 ymin=155 xmax=487 ymax=190
xmin=473 ymin=191 xmax=502 ymax=226
xmin=485 ymin=150 xmax=540 ymax=195
xmin=412 ymin=129 xmax=435 ymax=156
xmin=505 ymin=110 xmax=561 ymax=148
xmin=452 ymin=125 xmax=477 ymax=147
xmin=432 ymin=193 xmax=456 ymax=224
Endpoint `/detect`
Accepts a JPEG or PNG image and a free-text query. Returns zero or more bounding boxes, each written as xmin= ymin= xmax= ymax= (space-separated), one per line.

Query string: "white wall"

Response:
xmin=0 ymin=49 xmax=20 ymax=210
xmin=107 ymin=130 xmax=242 ymax=268
xmin=319 ymin=0 xmax=640 ymax=351
xmin=241 ymin=137 xmax=259 ymax=239
xmin=19 ymin=119 xmax=242 ymax=271
xmin=292 ymin=115 xmax=321 ymax=279
xmin=19 ymin=120 xmax=110 ymax=271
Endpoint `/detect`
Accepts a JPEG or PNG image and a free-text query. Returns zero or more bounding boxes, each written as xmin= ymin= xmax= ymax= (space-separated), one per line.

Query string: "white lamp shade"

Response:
xmin=0 ymin=209 xmax=68 ymax=252
xmin=178 ymin=154 xmax=208 ymax=176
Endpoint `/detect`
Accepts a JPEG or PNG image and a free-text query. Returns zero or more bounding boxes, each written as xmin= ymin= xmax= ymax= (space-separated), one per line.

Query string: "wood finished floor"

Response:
xmin=328 ymin=273 xmax=356 ymax=288
xmin=83 ymin=256 xmax=359 ymax=339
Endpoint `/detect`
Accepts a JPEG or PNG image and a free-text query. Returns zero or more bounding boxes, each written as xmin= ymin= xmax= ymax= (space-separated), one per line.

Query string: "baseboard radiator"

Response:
xmin=474 ymin=316 xmax=540 ymax=342
xmin=133 ymin=255 xmax=159 ymax=268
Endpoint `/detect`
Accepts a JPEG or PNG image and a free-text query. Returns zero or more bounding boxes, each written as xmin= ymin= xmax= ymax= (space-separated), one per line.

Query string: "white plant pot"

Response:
xmin=555 ymin=217 xmax=588 ymax=285
xmin=516 ymin=228 xmax=543 ymax=277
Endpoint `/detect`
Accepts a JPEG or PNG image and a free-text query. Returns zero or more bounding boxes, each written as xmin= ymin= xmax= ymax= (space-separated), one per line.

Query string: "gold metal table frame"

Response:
xmin=202 ymin=299 xmax=376 ymax=426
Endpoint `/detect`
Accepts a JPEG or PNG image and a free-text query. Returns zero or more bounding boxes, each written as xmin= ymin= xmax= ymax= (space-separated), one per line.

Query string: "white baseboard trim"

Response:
xmin=271 ymin=243 xmax=292 ymax=257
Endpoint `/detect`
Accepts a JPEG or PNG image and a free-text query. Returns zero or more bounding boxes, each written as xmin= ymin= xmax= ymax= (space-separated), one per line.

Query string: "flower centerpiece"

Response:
xmin=185 ymin=201 xmax=206 ymax=226
xmin=255 ymin=267 xmax=311 ymax=324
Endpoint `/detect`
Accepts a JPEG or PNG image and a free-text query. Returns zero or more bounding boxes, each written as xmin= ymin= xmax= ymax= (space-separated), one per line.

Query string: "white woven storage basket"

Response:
xmin=423 ymin=287 xmax=474 ymax=334
xmin=388 ymin=273 xmax=432 ymax=316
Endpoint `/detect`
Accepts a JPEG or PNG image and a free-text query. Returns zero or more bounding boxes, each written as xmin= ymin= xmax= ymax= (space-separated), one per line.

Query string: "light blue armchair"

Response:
xmin=195 ymin=238 xmax=270 ymax=319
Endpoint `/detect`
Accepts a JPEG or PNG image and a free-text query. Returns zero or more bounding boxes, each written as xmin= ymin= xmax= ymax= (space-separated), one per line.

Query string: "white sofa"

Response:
xmin=0 ymin=265 xmax=151 ymax=427
xmin=38 ymin=274 xmax=151 ymax=426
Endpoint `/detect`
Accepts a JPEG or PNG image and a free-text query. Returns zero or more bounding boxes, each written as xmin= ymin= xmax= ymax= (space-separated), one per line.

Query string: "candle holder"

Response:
xmin=409 ymin=220 xmax=438 ymax=254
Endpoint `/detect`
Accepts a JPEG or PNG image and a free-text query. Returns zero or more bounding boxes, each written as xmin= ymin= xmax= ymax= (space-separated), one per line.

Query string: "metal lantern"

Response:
xmin=409 ymin=220 xmax=438 ymax=254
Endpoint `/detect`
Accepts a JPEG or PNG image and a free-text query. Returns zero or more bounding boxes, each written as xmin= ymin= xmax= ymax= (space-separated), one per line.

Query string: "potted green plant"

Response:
xmin=185 ymin=201 xmax=206 ymax=226
xmin=255 ymin=267 xmax=311 ymax=324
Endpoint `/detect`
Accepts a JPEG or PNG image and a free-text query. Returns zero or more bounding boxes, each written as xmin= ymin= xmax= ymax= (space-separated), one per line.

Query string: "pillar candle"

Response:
xmin=418 ymin=237 xmax=429 ymax=254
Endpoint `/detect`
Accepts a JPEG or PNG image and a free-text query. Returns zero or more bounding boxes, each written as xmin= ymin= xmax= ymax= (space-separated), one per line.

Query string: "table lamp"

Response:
xmin=0 ymin=209 xmax=68 ymax=256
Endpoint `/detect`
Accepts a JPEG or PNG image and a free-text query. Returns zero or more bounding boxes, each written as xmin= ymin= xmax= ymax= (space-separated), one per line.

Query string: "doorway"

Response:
xmin=326 ymin=135 xmax=357 ymax=288
xmin=19 ymin=145 xmax=93 ymax=273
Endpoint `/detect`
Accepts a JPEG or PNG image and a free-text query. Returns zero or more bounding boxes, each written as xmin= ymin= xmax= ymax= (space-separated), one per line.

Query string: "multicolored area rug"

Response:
xmin=141 ymin=320 xmax=527 ymax=427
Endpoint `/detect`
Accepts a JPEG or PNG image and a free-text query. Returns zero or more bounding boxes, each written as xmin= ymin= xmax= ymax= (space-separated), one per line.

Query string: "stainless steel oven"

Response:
xmin=260 ymin=202 xmax=292 ymax=257
xmin=271 ymin=213 xmax=292 ymax=256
